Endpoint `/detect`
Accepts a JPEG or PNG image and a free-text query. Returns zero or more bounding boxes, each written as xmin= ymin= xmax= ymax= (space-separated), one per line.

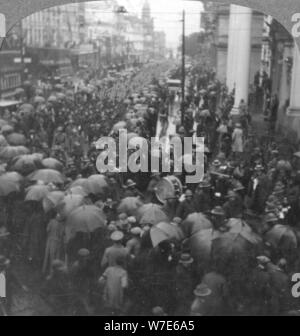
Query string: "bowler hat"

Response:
xmin=111 ymin=230 xmax=124 ymax=241
xmin=179 ymin=253 xmax=194 ymax=264
xmin=78 ymin=248 xmax=90 ymax=257
xmin=211 ymin=206 xmax=225 ymax=216
xmin=193 ymin=283 xmax=212 ymax=297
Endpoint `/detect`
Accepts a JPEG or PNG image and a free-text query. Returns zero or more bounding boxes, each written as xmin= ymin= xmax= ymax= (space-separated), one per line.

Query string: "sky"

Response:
xmin=100 ymin=0 xmax=204 ymax=49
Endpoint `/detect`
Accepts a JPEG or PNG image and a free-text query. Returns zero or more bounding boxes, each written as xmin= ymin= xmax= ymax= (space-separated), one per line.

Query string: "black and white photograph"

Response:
xmin=0 ymin=0 xmax=300 ymax=317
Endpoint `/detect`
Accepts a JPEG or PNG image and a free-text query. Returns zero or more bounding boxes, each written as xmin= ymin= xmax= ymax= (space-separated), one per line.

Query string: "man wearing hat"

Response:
xmin=193 ymin=180 xmax=212 ymax=213
xmin=222 ymin=190 xmax=243 ymax=219
xmin=126 ymin=226 xmax=142 ymax=264
xmin=175 ymin=190 xmax=197 ymax=220
xmin=248 ymin=164 xmax=271 ymax=214
xmin=123 ymin=179 xmax=143 ymax=198
xmin=70 ymin=248 xmax=95 ymax=315
xmin=145 ymin=171 xmax=161 ymax=203
xmin=174 ymin=253 xmax=197 ymax=316
xmin=101 ymin=231 xmax=129 ymax=270
xmin=190 ymin=283 xmax=212 ymax=316
xmin=210 ymin=206 xmax=227 ymax=231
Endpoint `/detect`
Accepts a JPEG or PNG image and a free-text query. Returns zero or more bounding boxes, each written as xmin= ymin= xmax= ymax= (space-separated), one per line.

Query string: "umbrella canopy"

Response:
xmin=199 ymin=109 xmax=210 ymax=117
xmin=0 ymin=146 xmax=29 ymax=160
xmin=181 ymin=212 xmax=213 ymax=237
xmin=150 ymin=222 xmax=184 ymax=247
xmin=11 ymin=153 xmax=42 ymax=175
xmin=28 ymin=169 xmax=65 ymax=184
xmin=15 ymin=88 xmax=25 ymax=95
xmin=20 ymin=103 xmax=34 ymax=112
xmin=0 ymin=172 xmax=23 ymax=184
xmin=65 ymin=205 xmax=106 ymax=242
xmin=6 ymin=133 xmax=27 ymax=146
xmin=0 ymin=135 xmax=8 ymax=147
xmin=226 ymin=218 xmax=262 ymax=243
xmin=0 ymin=119 xmax=8 ymax=128
xmin=86 ymin=174 xmax=109 ymax=195
xmin=1 ymin=125 xmax=14 ymax=134
xmin=211 ymin=230 xmax=261 ymax=275
xmin=186 ymin=228 xmax=220 ymax=262
xmin=47 ymin=95 xmax=57 ymax=103
xmin=0 ymin=175 xmax=20 ymax=196
xmin=70 ymin=178 xmax=89 ymax=192
xmin=265 ymin=224 xmax=298 ymax=250
xmin=112 ymin=121 xmax=127 ymax=132
xmin=67 ymin=186 xmax=88 ymax=197
xmin=42 ymin=190 xmax=65 ymax=213
xmin=33 ymin=96 xmax=46 ymax=104
xmin=42 ymin=158 xmax=64 ymax=172
xmin=35 ymin=89 xmax=44 ymax=96
xmin=56 ymin=93 xmax=66 ymax=100
xmin=138 ymin=203 xmax=168 ymax=226
xmin=117 ymin=197 xmax=144 ymax=216
xmin=56 ymin=194 xmax=86 ymax=219
xmin=25 ymin=184 xmax=50 ymax=202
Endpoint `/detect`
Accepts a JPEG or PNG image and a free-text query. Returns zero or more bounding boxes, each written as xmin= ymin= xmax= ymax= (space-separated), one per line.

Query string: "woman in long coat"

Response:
xmin=42 ymin=213 xmax=65 ymax=277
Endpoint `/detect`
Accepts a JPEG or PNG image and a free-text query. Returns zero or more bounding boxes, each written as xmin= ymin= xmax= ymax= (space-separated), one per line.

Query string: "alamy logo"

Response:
xmin=95 ymin=130 xmax=205 ymax=184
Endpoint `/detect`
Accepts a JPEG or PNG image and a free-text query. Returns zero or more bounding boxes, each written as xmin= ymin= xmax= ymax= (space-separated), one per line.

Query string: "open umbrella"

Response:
xmin=149 ymin=222 xmax=184 ymax=247
xmin=138 ymin=203 xmax=168 ymax=226
xmin=56 ymin=93 xmax=66 ymax=100
xmin=6 ymin=133 xmax=27 ymax=146
xmin=28 ymin=169 xmax=65 ymax=184
xmin=47 ymin=95 xmax=57 ymax=103
xmin=42 ymin=158 xmax=64 ymax=172
xmin=70 ymin=178 xmax=89 ymax=192
xmin=117 ymin=197 xmax=144 ymax=216
xmin=35 ymin=89 xmax=44 ymax=96
xmin=15 ymin=88 xmax=25 ymax=95
xmin=0 ymin=135 xmax=8 ymax=148
xmin=11 ymin=153 xmax=42 ymax=175
xmin=0 ymin=119 xmax=8 ymax=128
xmin=0 ymin=172 xmax=23 ymax=184
xmin=86 ymin=174 xmax=109 ymax=195
xmin=25 ymin=183 xmax=50 ymax=202
xmin=185 ymin=228 xmax=220 ymax=262
xmin=1 ymin=125 xmax=14 ymax=134
xmin=112 ymin=121 xmax=127 ymax=133
xmin=226 ymin=218 xmax=262 ymax=244
xmin=0 ymin=146 xmax=29 ymax=160
xmin=0 ymin=175 xmax=20 ymax=196
xmin=265 ymin=224 xmax=298 ymax=250
xmin=56 ymin=194 xmax=86 ymax=219
xmin=181 ymin=212 xmax=213 ymax=237
xmin=20 ymin=103 xmax=34 ymax=112
xmin=67 ymin=186 xmax=88 ymax=197
xmin=42 ymin=190 xmax=65 ymax=213
xmin=33 ymin=96 xmax=46 ymax=104
xmin=65 ymin=205 xmax=106 ymax=243
xmin=199 ymin=109 xmax=210 ymax=117
xmin=211 ymin=229 xmax=261 ymax=275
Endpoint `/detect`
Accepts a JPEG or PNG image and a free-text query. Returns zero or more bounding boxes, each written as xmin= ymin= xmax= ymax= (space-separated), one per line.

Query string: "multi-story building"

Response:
xmin=141 ymin=0 xmax=154 ymax=62
xmin=0 ymin=21 xmax=23 ymax=98
xmin=153 ymin=31 xmax=166 ymax=60
xmin=210 ymin=3 xmax=265 ymax=88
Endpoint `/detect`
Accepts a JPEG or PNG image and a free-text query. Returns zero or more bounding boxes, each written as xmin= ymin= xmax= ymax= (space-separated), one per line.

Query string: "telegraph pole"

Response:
xmin=181 ymin=9 xmax=185 ymax=124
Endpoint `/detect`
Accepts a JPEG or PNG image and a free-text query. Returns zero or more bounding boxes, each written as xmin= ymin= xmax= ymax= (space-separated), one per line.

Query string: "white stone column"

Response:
xmin=287 ymin=45 xmax=300 ymax=116
xmin=226 ymin=5 xmax=239 ymax=92
xmin=227 ymin=5 xmax=252 ymax=115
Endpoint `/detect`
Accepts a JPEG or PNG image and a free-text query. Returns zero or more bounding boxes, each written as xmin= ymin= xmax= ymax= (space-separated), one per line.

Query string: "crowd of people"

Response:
xmin=0 ymin=58 xmax=300 ymax=316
